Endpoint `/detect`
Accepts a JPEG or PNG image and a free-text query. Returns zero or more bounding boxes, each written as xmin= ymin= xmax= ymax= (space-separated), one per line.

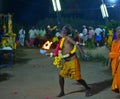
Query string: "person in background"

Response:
xmin=107 ymin=28 xmax=114 ymax=48
xmin=108 ymin=26 xmax=120 ymax=93
xmin=28 ymin=27 xmax=36 ymax=47
xmin=82 ymin=25 xmax=88 ymax=43
xmin=88 ymin=26 xmax=95 ymax=42
xmin=45 ymin=25 xmax=53 ymax=40
xmin=112 ymin=31 xmax=117 ymax=40
xmin=18 ymin=27 xmax=25 ymax=46
xmin=94 ymin=26 xmax=103 ymax=47
xmin=34 ymin=27 xmax=40 ymax=47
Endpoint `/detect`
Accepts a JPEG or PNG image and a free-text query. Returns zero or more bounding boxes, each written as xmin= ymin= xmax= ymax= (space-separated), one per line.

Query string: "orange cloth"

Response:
xmin=59 ymin=57 xmax=82 ymax=80
xmin=109 ymin=40 xmax=120 ymax=93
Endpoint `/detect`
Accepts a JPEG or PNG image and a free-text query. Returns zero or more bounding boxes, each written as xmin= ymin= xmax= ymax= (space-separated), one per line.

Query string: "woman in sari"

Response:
xmin=108 ymin=26 xmax=120 ymax=93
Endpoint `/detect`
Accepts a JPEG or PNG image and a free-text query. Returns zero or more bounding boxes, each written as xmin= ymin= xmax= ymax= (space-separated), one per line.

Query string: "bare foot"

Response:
xmin=85 ymin=89 xmax=92 ymax=97
xmin=57 ymin=92 xmax=65 ymax=97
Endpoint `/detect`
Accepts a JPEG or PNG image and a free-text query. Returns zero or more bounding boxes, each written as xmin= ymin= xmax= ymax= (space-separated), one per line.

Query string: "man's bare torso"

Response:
xmin=61 ymin=36 xmax=76 ymax=60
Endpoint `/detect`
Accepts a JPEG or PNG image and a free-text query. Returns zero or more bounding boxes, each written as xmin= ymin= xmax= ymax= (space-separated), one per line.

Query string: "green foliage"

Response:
xmin=85 ymin=38 xmax=96 ymax=49
xmin=105 ymin=20 xmax=120 ymax=32
xmin=37 ymin=17 xmax=100 ymax=31
xmin=92 ymin=54 xmax=108 ymax=66
xmin=77 ymin=52 xmax=108 ymax=66
xmin=37 ymin=18 xmax=120 ymax=33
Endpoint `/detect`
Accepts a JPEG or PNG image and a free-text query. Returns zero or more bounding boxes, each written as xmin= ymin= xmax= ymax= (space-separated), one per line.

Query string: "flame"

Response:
xmin=42 ymin=41 xmax=53 ymax=50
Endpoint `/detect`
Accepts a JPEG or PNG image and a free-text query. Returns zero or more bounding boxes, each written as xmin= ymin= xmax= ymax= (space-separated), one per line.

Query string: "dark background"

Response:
xmin=0 ymin=0 xmax=120 ymax=26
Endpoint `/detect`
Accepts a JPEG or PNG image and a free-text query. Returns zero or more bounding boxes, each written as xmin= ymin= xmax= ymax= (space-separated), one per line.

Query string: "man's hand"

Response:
xmin=58 ymin=50 xmax=70 ymax=58
xmin=45 ymin=52 xmax=53 ymax=57
xmin=82 ymin=53 xmax=89 ymax=60
xmin=62 ymin=54 xmax=70 ymax=58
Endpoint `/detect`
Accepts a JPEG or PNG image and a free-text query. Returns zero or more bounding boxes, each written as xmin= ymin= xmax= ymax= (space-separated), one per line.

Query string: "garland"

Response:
xmin=53 ymin=37 xmax=77 ymax=69
xmin=53 ymin=38 xmax=65 ymax=68
xmin=53 ymin=56 xmax=62 ymax=68
xmin=60 ymin=37 xmax=65 ymax=49
xmin=53 ymin=37 xmax=65 ymax=56
xmin=69 ymin=45 xmax=77 ymax=55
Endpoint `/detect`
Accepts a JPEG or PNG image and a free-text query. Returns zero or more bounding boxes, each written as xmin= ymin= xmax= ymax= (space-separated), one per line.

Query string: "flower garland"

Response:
xmin=53 ymin=38 xmax=65 ymax=68
xmin=60 ymin=37 xmax=65 ymax=49
xmin=69 ymin=45 xmax=77 ymax=55
xmin=53 ymin=56 xmax=62 ymax=68
xmin=53 ymin=37 xmax=77 ymax=69
xmin=53 ymin=37 xmax=65 ymax=56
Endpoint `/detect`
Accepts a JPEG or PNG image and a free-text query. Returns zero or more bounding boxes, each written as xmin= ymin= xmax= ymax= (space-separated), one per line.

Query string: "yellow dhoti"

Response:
xmin=59 ymin=58 xmax=82 ymax=80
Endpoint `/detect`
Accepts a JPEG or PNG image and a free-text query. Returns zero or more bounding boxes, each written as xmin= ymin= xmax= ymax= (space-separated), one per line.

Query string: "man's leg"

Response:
xmin=57 ymin=75 xmax=65 ymax=97
xmin=77 ymin=79 xmax=92 ymax=97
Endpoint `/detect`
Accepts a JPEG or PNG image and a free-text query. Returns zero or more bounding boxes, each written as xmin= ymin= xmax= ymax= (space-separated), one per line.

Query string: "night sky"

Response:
xmin=0 ymin=0 xmax=120 ymax=26
xmin=0 ymin=0 xmax=50 ymax=25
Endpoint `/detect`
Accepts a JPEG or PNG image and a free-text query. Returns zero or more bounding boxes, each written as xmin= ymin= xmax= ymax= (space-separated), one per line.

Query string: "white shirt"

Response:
xmin=95 ymin=28 xmax=102 ymax=36
xmin=34 ymin=29 xmax=40 ymax=37
xmin=29 ymin=29 xmax=36 ymax=38
xmin=19 ymin=29 xmax=25 ymax=38
xmin=82 ymin=28 xmax=87 ymax=35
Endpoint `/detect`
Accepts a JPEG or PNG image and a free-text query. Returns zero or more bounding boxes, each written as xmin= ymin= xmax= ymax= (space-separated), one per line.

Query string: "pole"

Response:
xmin=56 ymin=11 xmax=62 ymax=29
xmin=52 ymin=0 xmax=62 ymax=29
xmin=100 ymin=0 xmax=109 ymax=24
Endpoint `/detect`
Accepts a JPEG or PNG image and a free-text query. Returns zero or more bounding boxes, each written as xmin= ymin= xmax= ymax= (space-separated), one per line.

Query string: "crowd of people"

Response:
xmin=16 ymin=24 xmax=117 ymax=50
xmin=78 ymin=25 xmax=107 ymax=47
xmin=17 ymin=25 xmax=60 ymax=48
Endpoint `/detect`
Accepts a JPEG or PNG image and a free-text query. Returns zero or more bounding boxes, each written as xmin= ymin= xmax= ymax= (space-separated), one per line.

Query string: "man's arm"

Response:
xmin=67 ymin=36 xmax=85 ymax=57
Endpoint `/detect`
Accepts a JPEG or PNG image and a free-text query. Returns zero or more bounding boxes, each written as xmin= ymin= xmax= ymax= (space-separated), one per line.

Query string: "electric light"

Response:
xmin=52 ymin=0 xmax=61 ymax=12
xmin=100 ymin=3 xmax=109 ymax=18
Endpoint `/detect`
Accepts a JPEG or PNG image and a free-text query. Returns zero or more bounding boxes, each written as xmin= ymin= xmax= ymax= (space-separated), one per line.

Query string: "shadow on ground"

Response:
xmin=65 ymin=88 xmax=85 ymax=96
xmin=90 ymin=79 xmax=112 ymax=95
xmin=0 ymin=73 xmax=14 ymax=82
xmin=67 ymin=79 xmax=112 ymax=97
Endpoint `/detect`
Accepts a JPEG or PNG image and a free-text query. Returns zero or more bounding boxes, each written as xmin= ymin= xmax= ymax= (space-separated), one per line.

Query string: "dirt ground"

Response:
xmin=0 ymin=46 xmax=120 ymax=99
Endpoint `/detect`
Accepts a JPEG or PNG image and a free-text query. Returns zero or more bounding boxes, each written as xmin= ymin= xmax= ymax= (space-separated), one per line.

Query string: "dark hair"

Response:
xmin=64 ymin=24 xmax=73 ymax=35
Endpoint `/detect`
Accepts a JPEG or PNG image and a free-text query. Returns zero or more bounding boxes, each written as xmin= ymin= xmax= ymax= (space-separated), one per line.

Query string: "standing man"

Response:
xmin=28 ymin=27 xmax=36 ymax=47
xmin=94 ymin=26 xmax=103 ymax=47
xmin=82 ymin=25 xmax=88 ymax=43
xmin=49 ymin=24 xmax=92 ymax=97
xmin=18 ymin=27 xmax=25 ymax=46
xmin=108 ymin=26 xmax=120 ymax=93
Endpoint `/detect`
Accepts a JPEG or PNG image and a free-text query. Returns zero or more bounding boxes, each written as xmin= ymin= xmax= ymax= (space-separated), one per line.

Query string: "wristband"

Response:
xmin=75 ymin=42 xmax=79 ymax=45
xmin=58 ymin=50 xmax=63 ymax=57
xmin=62 ymin=54 xmax=70 ymax=58
xmin=50 ymin=52 xmax=53 ymax=57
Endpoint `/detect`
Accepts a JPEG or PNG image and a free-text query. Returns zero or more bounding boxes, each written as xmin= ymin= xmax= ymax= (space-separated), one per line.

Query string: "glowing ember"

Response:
xmin=42 ymin=41 xmax=53 ymax=50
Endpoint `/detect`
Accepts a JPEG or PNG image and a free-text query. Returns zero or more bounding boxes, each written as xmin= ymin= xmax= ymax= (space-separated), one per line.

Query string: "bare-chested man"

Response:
xmin=49 ymin=24 xmax=92 ymax=97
